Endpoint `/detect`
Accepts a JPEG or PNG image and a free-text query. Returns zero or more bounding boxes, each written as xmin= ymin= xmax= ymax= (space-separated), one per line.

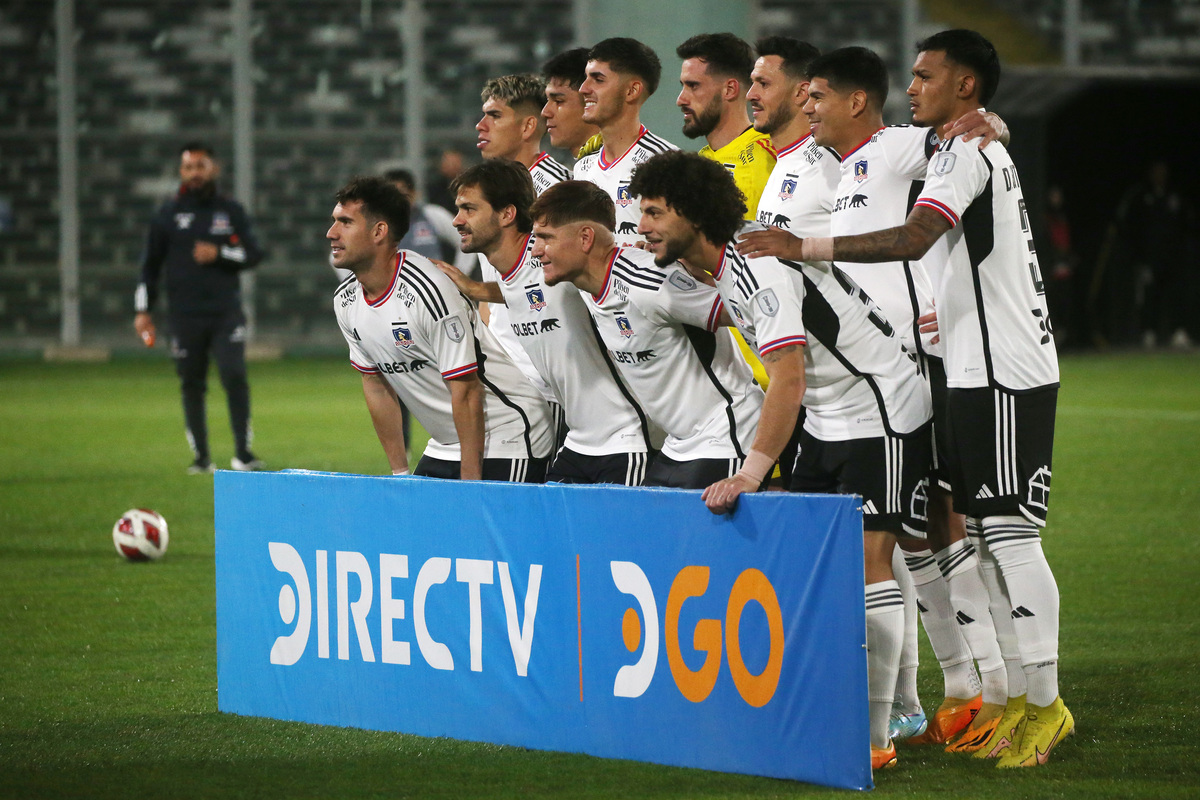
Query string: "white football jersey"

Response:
xmin=495 ymin=233 xmax=651 ymax=456
xmin=755 ymin=133 xmax=841 ymax=240
xmin=335 ymin=251 xmax=554 ymax=461
xmin=572 ymin=125 xmax=678 ymax=246
xmin=914 ymin=138 xmax=1059 ymax=391
xmin=528 ymin=152 xmax=572 ymax=197
xmin=582 ymin=246 xmax=763 ymax=460
xmin=830 ymin=126 xmax=939 ymax=358
xmin=714 ymin=226 xmax=931 ymax=440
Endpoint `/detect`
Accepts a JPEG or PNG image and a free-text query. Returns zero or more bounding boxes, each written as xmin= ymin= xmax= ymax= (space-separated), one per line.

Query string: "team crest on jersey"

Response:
xmin=175 ymin=212 xmax=195 ymax=230
xmin=728 ymin=301 xmax=747 ymax=326
xmin=392 ymin=323 xmax=414 ymax=348
xmin=854 ymin=160 xmax=868 ymax=182
xmin=615 ymin=315 xmax=634 ymax=337
xmin=210 ymin=212 xmax=233 ymax=236
xmin=756 ymin=289 xmax=780 ymax=317
xmin=616 ymin=183 xmax=633 ymax=207
xmin=779 ymin=176 xmax=797 ymax=200
xmin=443 ymin=315 xmax=465 ymax=343
xmin=525 ymin=286 xmax=547 ymax=311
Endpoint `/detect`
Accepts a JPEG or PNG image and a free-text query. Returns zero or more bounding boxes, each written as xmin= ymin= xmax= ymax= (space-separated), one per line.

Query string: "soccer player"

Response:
xmin=755 ymin=30 xmax=1071 ymax=767
xmin=434 ymin=160 xmax=652 ymax=484
xmin=676 ymin=33 xmax=775 ymax=216
xmin=741 ymin=46 xmax=1013 ymax=750
xmin=574 ymin=38 xmax=678 ymax=246
xmin=384 ymin=168 xmax=477 ymax=274
xmin=541 ymin=48 xmax=602 ymax=160
xmin=134 ymin=142 xmax=265 ymax=474
xmin=329 ymin=176 xmax=553 ymax=482
xmin=631 ymin=150 xmax=933 ymax=770
xmin=530 ymin=180 xmax=764 ymax=489
xmin=477 ymin=74 xmax=572 ymax=193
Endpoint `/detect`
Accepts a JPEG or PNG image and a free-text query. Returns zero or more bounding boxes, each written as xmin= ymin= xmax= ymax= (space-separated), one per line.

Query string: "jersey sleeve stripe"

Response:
xmin=759 ymin=335 xmax=807 ymax=354
xmin=914 ymin=197 xmax=959 ymax=227
xmin=706 ymin=297 xmax=724 ymax=332
xmin=441 ymin=363 xmax=479 ymax=379
xmin=402 ymin=267 xmax=451 ymax=318
xmin=350 ymin=359 xmax=379 ymax=374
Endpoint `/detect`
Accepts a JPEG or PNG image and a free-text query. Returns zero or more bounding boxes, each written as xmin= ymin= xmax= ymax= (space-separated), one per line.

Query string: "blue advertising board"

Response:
xmin=215 ymin=471 xmax=870 ymax=790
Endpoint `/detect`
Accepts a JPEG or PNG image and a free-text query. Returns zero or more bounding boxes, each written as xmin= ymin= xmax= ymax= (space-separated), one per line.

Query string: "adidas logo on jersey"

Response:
xmin=975 ymin=484 xmax=995 ymax=499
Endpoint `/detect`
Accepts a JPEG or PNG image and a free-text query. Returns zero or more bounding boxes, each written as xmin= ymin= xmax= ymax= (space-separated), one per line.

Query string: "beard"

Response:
xmin=681 ymin=98 xmax=722 ymax=140
xmin=754 ymin=102 xmax=795 ymax=136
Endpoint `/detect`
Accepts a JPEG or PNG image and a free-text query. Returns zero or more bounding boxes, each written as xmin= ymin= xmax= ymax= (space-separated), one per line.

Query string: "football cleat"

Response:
xmin=945 ymin=700 xmax=1005 ymax=753
xmin=974 ymin=694 xmax=1027 ymax=759
xmin=996 ymin=696 xmax=1074 ymax=768
xmin=187 ymin=457 xmax=214 ymax=475
xmin=889 ymin=708 xmax=928 ymax=741
xmin=231 ymin=453 xmax=265 ymax=471
xmin=908 ymin=694 xmax=981 ymax=745
xmin=871 ymin=741 xmax=898 ymax=770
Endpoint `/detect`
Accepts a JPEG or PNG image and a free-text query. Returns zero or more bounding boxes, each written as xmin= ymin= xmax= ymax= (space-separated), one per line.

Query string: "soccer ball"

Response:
xmin=112 ymin=509 xmax=169 ymax=561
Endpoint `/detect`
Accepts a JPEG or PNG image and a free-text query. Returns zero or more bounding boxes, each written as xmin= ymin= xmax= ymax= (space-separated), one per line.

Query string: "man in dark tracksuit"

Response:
xmin=134 ymin=142 xmax=265 ymax=474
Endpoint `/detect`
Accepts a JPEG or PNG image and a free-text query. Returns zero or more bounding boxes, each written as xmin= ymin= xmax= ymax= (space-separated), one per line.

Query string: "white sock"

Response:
xmin=904 ymin=548 xmax=979 ymax=700
xmin=970 ymin=518 xmax=1027 ymax=699
xmin=936 ymin=537 xmax=1007 ymax=706
xmin=982 ymin=515 xmax=1060 ymax=706
xmin=867 ymin=580 xmax=905 ymax=748
xmin=892 ymin=548 xmax=921 ymax=714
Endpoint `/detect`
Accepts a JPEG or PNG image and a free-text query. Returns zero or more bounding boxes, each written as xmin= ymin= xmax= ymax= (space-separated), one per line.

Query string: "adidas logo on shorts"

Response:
xmin=975 ymin=484 xmax=995 ymax=499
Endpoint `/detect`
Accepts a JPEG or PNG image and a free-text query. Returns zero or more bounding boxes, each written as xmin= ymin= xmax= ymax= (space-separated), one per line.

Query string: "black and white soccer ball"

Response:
xmin=112 ymin=508 xmax=169 ymax=561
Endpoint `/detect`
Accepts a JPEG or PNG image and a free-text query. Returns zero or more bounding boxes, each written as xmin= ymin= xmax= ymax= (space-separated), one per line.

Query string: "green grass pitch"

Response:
xmin=1 ymin=353 xmax=1197 ymax=799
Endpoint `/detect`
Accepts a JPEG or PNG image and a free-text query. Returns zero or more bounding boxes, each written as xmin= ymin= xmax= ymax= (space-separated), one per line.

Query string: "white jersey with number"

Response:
xmin=755 ymin=133 xmax=841 ymax=241
xmin=714 ymin=226 xmax=931 ymax=440
xmin=335 ymin=250 xmax=553 ymax=461
xmin=830 ymin=126 xmax=939 ymax=358
xmin=583 ymin=246 xmax=763 ymax=460
xmin=573 ymin=125 xmax=678 ymax=246
xmin=495 ymin=233 xmax=650 ymax=456
xmin=914 ymin=138 xmax=1059 ymax=391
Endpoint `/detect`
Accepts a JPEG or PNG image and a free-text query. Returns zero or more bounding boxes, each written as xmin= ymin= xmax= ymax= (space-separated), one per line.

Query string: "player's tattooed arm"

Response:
xmin=448 ymin=374 xmax=485 ymax=480
xmin=829 ymin=206 xmax=952 ymax=263
xmin=702 ymin=342 xmax=804 ymax=515
xmin=733 ymin=227 xmax=805 ymax=261
xmin=432 ymin=259 xmax=505 ymax=304
xmin=361 ymin=372 xmax=410 ymax=474
xmin=944 ymin=109 xmax=1010 ymax=149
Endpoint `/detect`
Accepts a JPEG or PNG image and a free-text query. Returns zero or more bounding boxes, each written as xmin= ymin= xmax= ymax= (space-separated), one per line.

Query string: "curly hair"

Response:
xmin=628 ymin=151 xmax=746 ymax=245
xmin=335 ymin=176 xmax=411 ymax=242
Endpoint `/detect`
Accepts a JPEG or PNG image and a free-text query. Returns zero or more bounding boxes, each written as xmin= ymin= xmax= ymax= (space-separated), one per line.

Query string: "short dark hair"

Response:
xmin=180 ymin=141 xmax=214 ymax=157
xmin=916 ymin=29 xmax=1001 ymax=106
xmin=628 ymin=151 xmax=745 ymax=246
xmin=676 ymin=32 xmax=754 ymax=87
xmin=481 ymin=73 xmax=547 ymax=116
xmin=382 ymin=168 xmax=416 ymax=193
xmin=542 ymin=47 xmax=590 ymax=91
xmin=450 ymin=159 xmax=536 ymax=234
xmin=529 ymin=180 xmax=616 ymax=232
xmin=806 ymin=46 xmax=889 ymax=110
xmin=755 ymin=36 xmax=820 ymax=81
xmin=335 ymin=176 xmax=411 ymax=243
xmin=588 ymin=37 xmax=662 ymax=97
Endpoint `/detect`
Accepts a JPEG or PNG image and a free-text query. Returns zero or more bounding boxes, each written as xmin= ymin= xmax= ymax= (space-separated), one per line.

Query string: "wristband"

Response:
xmin=736 ymin=449 xmax=775 ymax=486
xmin=800 ymin=237 xmax=834 ymax=262
xmin=392 ymin=468 xmax=410 ymax=476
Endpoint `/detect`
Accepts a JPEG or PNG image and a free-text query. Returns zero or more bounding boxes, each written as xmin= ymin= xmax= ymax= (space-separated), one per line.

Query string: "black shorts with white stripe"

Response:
xmin=944 ymin=385 xmax=1056 ymax=526
xmin=926 ymin=355 xmax=953 ymax=493
xmin=548 ymin=402 xmax=569 ymax=457
xmin=547 ymin=448 xmax=650 ymax=486
xmin=789 ymin=422 xmax=933 ymax=538
xmin=644 ymin=453 xmax=764 ymax=491
xmin=414 ymin=455 xmax=548 ymax=483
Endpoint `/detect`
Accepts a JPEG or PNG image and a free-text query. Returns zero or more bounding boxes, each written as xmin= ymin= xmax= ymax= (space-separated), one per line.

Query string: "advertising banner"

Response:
xmin=215 ymin=471 xmax=870 ymax=790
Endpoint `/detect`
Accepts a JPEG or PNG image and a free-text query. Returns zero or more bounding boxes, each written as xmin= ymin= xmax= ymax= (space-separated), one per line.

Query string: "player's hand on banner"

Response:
xmin=134 ymin=312 xmax=156 ymax=347
xmin=702 ymin=473 xmax=759 ymax=515
xmin=918 ymin=309 xmax=940 ymax=344
xmin=736 ymin=227 xmax=804 ymax=261
xmin=946 ymin=109 xmax=1007 ymax=149
xmin=193 ymin=240 xmax=219 ymax=264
